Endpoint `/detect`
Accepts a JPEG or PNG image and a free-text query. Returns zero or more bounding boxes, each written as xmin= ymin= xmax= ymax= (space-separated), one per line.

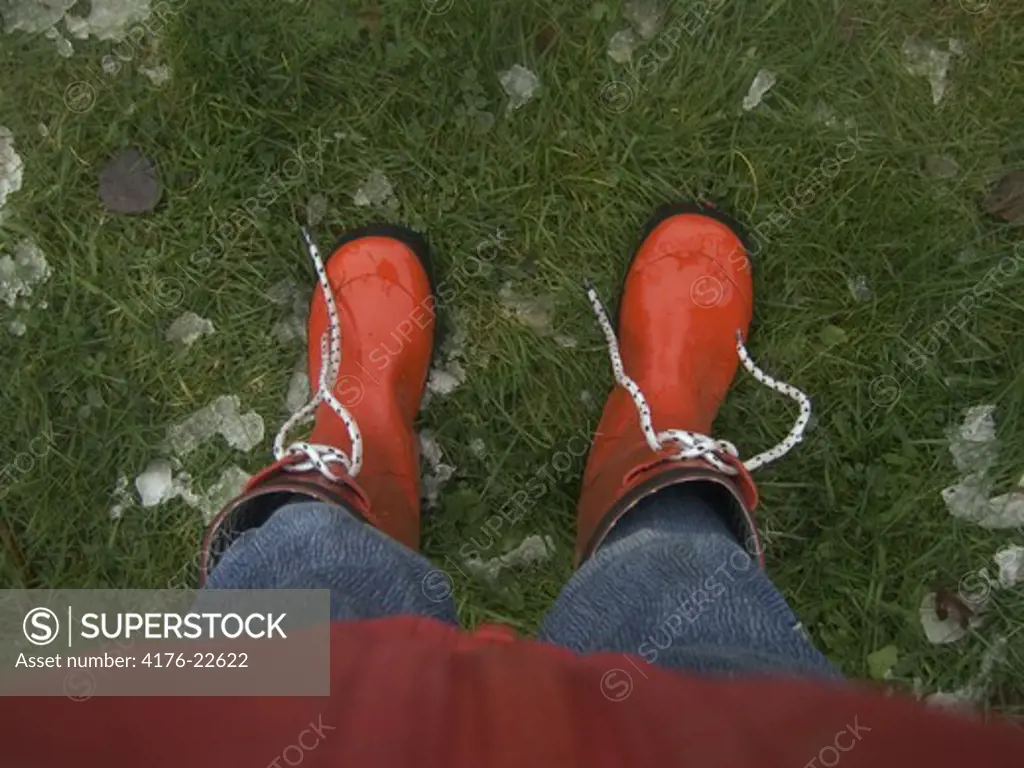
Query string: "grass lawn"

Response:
xmin=2 ymin=0 xmax=1024 ymax=711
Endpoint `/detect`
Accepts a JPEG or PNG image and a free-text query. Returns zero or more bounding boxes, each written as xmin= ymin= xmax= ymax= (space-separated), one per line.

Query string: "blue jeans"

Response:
xmin=207 ymin=485 xmax=839 ymax=678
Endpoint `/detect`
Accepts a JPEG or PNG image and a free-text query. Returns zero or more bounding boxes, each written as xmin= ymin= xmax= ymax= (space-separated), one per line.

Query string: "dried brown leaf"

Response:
xmin=983 ymin=170 xmax=1024 ymax=223
xmin=98 ymin=148 xmax=161 ymax=215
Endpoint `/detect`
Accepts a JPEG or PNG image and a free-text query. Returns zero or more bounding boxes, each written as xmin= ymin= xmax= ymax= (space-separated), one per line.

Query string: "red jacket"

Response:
xmin=5 ymin=617 xmax=1021 ymax=766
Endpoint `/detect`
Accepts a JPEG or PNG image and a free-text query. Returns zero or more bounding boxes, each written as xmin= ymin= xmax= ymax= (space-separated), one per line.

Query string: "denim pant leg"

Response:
xmin=205 ymin=500 xmax=458 ymax=624
xmin=539 ymin=485 xmax=841 ymax=679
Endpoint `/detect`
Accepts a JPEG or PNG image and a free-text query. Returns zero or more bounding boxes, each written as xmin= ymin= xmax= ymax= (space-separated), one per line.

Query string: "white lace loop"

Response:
xmin=272 ymin=228 xmax=363 ymax=481
xmin=585 ymin=282 xmax=811 ymax=475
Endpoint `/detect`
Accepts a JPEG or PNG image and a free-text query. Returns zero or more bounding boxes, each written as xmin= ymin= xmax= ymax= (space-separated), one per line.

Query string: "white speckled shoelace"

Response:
xmin=273 ymin=228 xmax=363 ymax=481
xmin=585 ymin=283 xmax=812 ymax=475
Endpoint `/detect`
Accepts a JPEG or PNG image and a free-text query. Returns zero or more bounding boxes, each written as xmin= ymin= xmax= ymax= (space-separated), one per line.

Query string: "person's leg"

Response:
xmin=199 ymin=226 xmax=448 ymax=621
xmin=205 ymin=497 xmax=457 ymax=624
xmin=560 ymin=203 xmax=833 ymax=678
xmin=540 ymin=484 xmax=840 ymax=678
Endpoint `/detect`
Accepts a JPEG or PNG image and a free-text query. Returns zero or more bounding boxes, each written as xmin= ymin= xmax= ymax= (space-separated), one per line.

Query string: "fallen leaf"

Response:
xmin=920 ymin=591 xmax=978 ymax=644
xmin=356 ymin=2 xmax=381 ymax=34
xmin=819 ymin=324 xmax=848 ymax=346
xmin=836 ymin=7 xmax=859 ymax=42
xmin=847 ymin=274 xmax=873 ymax=302
xmin=983 ymin=171 xmax=1024 ymax=223
xmin=624 ymin=0 xmax=663 ymax=41
xmin=742 ymin=68 xmax=777 ymax=111
xmin=499 ymin=65 xmax=541 ymax=111
xmin=607 ymin=28 xmax=638 ymax=63
xmin=933 ymin=585 xmax=976 ymax=629
xmin=866 ymin=645 xmax=899 ymax=680
xmin=994 ymin=544 xmax=1024 ymax=587
xmin=923 ymin=154 xmax=960 ymax=180
xmin=902 ymin=37 xmax=953 ymax=105
xmin=464 ymin=534 xmax=556 ymax=581
xmin=352 ymin=169 xmax=396 ymax=208
xmin=535 ymin=21 xmax=560 ymax=55
xmin=98 ymin=148 xmax=161 ymax=214
xmin=306 ymin=193 xmax=327 ymax=226
xmin=166 ymin=311 xmax=215 ymax=347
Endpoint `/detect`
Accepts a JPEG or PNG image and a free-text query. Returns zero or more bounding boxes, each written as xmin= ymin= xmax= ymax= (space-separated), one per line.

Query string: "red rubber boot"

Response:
xmin=576 ymin=203 xmax=811 ymax=566
xmin=200 ymin=225 xmax=436 ymax=582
